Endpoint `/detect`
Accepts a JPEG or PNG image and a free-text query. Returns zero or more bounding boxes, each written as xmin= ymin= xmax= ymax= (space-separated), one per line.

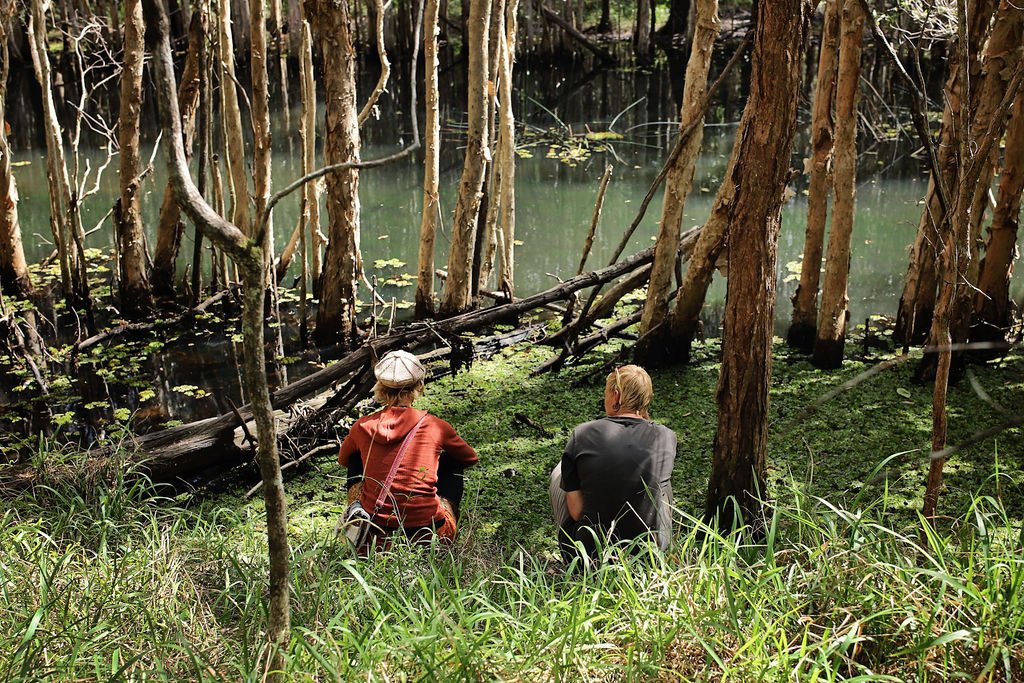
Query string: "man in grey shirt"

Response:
xmin=550 ymin=365 xmax=677 ymax=560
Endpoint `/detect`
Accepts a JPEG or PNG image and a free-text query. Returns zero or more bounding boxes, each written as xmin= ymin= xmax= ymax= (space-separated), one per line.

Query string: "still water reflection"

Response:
xmin=5 ymin=54 xmax=1021 ymax=430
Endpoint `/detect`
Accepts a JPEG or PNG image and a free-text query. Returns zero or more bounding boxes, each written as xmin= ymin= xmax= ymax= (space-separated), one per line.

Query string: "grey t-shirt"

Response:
xmin=561 ymin=416 xmax=677 ymax=551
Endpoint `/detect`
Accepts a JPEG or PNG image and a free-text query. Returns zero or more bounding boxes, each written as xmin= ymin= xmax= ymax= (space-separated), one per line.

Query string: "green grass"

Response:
xmin=1 ymin=341 xmax=1022 ymax=681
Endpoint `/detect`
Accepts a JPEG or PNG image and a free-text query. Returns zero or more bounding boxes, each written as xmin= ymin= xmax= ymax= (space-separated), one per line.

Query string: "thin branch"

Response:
xmin=358 ymin=0 xmax=391 ymax=126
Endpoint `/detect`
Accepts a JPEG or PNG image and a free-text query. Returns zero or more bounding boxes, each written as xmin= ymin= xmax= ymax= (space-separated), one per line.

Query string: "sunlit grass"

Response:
xmin=1 ymin=447 xmax=1022 ymax=682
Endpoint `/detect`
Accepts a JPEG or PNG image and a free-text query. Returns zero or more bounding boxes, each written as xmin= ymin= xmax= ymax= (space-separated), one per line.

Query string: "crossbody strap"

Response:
xmin=371 ymin=413 xmax=430 ymax=515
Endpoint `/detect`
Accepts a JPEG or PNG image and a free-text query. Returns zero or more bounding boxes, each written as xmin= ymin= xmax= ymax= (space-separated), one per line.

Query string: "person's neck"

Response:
xmin=609 ymin=410 xmax=644 ymax=419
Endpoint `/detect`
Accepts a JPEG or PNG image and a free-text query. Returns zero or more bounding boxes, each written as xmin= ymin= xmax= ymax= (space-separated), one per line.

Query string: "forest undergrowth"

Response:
xmin=1 ymin=340 xmax=1022 ymax=681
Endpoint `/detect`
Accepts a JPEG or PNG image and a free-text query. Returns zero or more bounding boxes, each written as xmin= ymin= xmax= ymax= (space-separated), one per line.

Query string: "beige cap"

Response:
xmin=374 ymin=350 xmax=426 ymax=388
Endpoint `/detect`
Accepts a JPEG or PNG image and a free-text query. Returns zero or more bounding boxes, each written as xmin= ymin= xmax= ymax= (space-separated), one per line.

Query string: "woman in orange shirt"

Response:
xmin=339 ymin=350 xmax=478 ymax=547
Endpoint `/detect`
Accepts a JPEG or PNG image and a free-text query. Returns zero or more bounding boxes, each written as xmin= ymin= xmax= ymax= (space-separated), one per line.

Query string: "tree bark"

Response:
xmin=635 ymin=0 xmax=652 ymax=65
xmin=415 ymin=0 xmax=442 ymax=318
xmin=0 ymin=1 xmax=31 ymax=298
xmin=972 ymin=93 xmax=1024 ymax=346
xmin=28 ymin=0 xmax=86 ymax=309
xmin=480 ymin=0 xmax=517 ymax=297
xmin=476 ymin=0 xmax=504 ymax=293
xmin=661 ymin=0 xmax=690 ymax=37
xmin=439 ymin=0 xmax=491 ymax=317
xmin=308 ymin=0 xmax=363 ymax=346
xmin=116 ymin=0 xmax=155 ymax=318
xmin=219 ymin=0 xmax=252 ymax=236
xmin=151 ymin=9 xmax=205 ymax=300
xmin=637 ymin=0 xmax=718 ymax=364
xmin=949 ymin=0 xmax=1023 ymax=345
xmin=597 ymin=0 xmax=611 ymax=33
xmin=142 ymin=0 xmax=290 ymax=664
xmin=667 ymin=140 xmax=738 ymax=362
xmin=705 ymin=0 xmax=810 ymax=533
xmin=298 ymin=20 xmax=317 ymax=345
xmin=894 ymin=0 xmax=995 ymax=347
xmin=787 ymin=0 xmax=839 ymax=352
xmin=811 ymin=0 xmax=865 ymax=369
xmin=250 ymin=0 xmax=272 ymax=264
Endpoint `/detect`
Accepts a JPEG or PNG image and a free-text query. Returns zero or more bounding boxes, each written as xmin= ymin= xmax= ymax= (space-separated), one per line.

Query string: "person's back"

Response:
xmin=339 ymin=350 xmax=477 ymax=550
xmin=564 ymin=415 xmax=675 ymax=551
xmin=550 ymin=365 xmax=677 ymax=561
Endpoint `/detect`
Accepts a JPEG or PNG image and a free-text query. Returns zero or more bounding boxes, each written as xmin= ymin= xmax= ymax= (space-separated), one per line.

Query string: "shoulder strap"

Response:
xmin=371 ymin=413 xmax=430 ymax=515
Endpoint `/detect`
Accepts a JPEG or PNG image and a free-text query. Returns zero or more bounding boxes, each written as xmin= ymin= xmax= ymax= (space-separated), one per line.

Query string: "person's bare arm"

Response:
xmin=566 ymin=490 xmax=584 ymax=521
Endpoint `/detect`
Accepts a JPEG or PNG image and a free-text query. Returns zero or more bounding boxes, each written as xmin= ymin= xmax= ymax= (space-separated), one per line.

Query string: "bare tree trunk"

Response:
xmin=298 ymin=21 xmax=316 ymax=345
xmin=949 ymin=0 xmax=1023 ymax=345
xmin=439 ymin=0 xmax=491 ymax=317
xmin=894 ymin=0 xmax=995 ymax=347
xmin=28 ymin=0 xmax=87 ymax=310
xmin=143 ymin=0 xmax=290 ymax=664
xmin=250 ymin=0 xmax=272 ymax=264
xmin=0 ymin=0 xmax=31 ymax=297
xmin=270 ymin=0 xmax=290 ymax=138
xmin=477 ymin=0 xmax=506 ymax=292
xmin=634 ymin=0 xmax=652 ymax=65
xmin=415 ymin=0 xmax=441 ymax=318
xmin=637 ymin=0 xmax=718 ymax=364
xmin=705 ymin=0 xmax=810 ymax=533
xmin=308 ymin=0 xmax=362 ymax=346
xmin=298 ymin=15 xmax=322 ymax=295
xmin=152 ymin=8 xmax=205 ymax=299
xmin=919 ymin=0 xmax=1023 ymax=521
xmin=972 ymin=94 xmax=1024 ymax=346
xmin=219 ymin=0 xmax=252 ymax=235
xmin=597 ymin=0 xmax=611 ymax=32
xmin=668 ymin=143 xmax=738 ymax=361
xmin=359 ymin=0 xmax=391 ymax=127
xmin=495 ymin=0 xmax=518 ymax=296
xmin=116 ymin=0 xmax=155 ymax=318
xmin=787 ymin=0 xmax=839 ymax=352
xmin=811 ymin=0 xmax=865 ymax=369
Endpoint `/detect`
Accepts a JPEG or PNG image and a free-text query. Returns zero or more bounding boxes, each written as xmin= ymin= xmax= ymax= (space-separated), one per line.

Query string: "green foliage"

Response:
xmin=2 ymin=342 xmax=1022 ymax=680
xmin=1 ymin=441 xmax=1022 ymax=680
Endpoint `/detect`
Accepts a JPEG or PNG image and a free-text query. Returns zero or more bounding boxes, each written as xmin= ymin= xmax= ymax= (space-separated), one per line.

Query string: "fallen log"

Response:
xmin=13 ymin=250 xmax=656 ymax=489
xmin=76 ymin=289 xmax=234 ymax=353
xmin=536 ymin=2 xmax=617 ymax=65
xmin=545 ymin=226 xmax=700 ymax=354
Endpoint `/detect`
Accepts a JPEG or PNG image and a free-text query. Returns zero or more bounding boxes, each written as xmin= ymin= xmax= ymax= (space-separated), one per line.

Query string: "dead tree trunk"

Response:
xmin=0 ymin=0 xmax=31 ymax=298
xmin=636 ymin=0 xmax=718 ymax=365
xmin=950 ymin=0 xmax=1023 ymax=345
xmin=308 ymin=0 xmax=363 ymax=346
xmin=894 ymin=0 xmax=995 ymax=347
xmin=219 ymin=0 xmax=252 ymax=236
xmin=972 ymin=93 xmax=1024 ymax=347
xmin=152 ymin=9 xmax=204 ymax=300
xmin=115 ymin=0 xmax=155 ymax=318
xmin=478 ymin=0 xmax=517 ymax=297
xmin=250 ymin=0 xmax=272 ymax=263
xmin=667 ymin=141 xmax=738 ymax=362
xmin=787 ymin=0 xmax=839 ymax=352
xmin=811 ymin=0 xmax=865 ymax=369
xmin=634 ymin=0 xmax=652 ymax=65
xmin=415 ymin=0 xmax=442 ymax=318
xmin=28 ymin=0 xmax=88 ymax=310
xmin=298 ymin=20 xmax=317 ymax=344
xmin=705 ymin=0 xmax=810 ymax=533
xmin=439 ymin=0 xmax=491 ymax=317
xmin=143 ymin=0 xmax=291 ymax=666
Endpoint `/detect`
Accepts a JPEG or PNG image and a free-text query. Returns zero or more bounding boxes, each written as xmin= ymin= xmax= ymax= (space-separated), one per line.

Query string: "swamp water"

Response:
xmin=3 ymin=57 xmax=1021 ymax=434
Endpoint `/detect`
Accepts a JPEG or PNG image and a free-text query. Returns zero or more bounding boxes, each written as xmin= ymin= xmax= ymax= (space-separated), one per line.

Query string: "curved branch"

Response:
xmin=358 ymin=0 xmax=392 ymax=126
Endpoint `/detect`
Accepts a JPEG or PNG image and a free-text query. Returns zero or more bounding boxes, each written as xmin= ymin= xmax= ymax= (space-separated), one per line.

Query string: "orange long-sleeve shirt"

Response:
xmin=339 ymin=406 xmax=478 ymax=528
